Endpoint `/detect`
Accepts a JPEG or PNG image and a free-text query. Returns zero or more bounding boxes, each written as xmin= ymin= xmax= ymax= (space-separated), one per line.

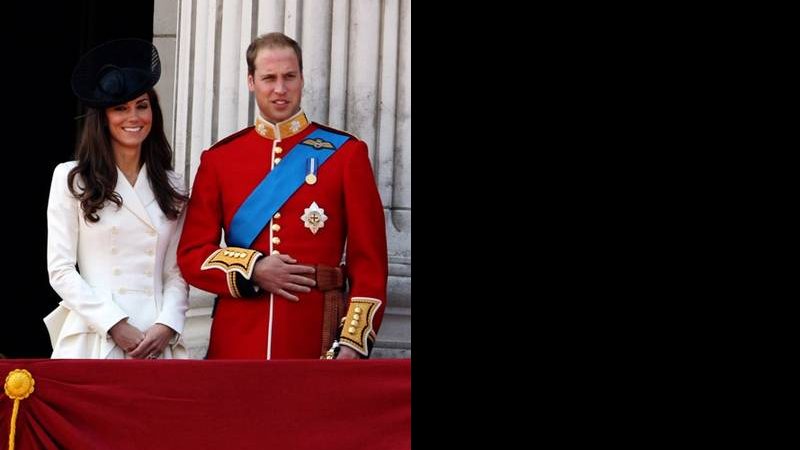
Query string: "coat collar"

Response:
xmin=254 ymin=110 xmax=310 ymax=140
xmin=115 ymin=163 xmax=156 ymax=229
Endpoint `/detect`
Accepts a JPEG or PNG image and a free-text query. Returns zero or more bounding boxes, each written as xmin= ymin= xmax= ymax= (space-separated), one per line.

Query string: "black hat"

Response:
xmin=71 ymin=38 xmax=161 ymax=109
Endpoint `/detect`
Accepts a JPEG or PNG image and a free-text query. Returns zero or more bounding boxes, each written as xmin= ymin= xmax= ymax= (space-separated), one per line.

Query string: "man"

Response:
xmin=177 ymin=32 xmax=388 ymax=360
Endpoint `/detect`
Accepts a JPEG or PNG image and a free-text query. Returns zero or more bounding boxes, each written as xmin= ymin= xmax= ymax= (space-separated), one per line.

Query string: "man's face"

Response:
xmin=247 ymin=46 xmax=303 ymax=124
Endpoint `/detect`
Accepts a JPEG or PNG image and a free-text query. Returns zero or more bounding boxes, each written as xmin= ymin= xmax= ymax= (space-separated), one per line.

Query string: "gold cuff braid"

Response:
xmin=200 ymin=247 xmax=262 ymax=279
xmin=338 ymin=297 xmax=382 ymax=357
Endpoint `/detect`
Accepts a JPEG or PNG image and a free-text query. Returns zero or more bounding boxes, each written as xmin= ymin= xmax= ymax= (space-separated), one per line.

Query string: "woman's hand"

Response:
xmin=109 ymin=319 xmax=145 ymax=354
xmin=127 ymin=324 xmax=176 ymax=359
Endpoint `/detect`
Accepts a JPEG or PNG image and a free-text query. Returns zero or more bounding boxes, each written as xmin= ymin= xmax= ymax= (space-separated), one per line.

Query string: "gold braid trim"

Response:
xmin=338 ymin=297 xmax=382 ymax=357
xmin=227 ymin=272 xmax=241 ymax=298
xmin=5 ymin=369 xmax=35 ymax=450
xmin=201 ymin=247 xmax=262 ymax=279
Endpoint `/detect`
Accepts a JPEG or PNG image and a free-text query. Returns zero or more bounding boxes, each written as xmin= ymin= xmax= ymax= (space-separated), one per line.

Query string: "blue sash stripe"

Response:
xmin=228 ymin=129 xmax=350 ymax=248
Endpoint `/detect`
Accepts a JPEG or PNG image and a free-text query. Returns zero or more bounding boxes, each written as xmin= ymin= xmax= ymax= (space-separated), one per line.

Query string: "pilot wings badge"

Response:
xmin=302 ymin=137 xmax=335 ymax=149
xmin=300 ymin=201 xmax=328 ymax=234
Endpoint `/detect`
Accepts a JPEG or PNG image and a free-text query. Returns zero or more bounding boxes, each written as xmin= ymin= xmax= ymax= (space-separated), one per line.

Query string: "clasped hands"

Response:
xmin=110 ymin=321 xmax=175 ymax=359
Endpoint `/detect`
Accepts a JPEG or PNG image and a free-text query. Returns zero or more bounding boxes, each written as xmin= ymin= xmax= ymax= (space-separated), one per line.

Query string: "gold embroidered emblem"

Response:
xmin=300 ymin=201 xmax=328 ymax=234
xmin=302 ymin=138 xmax=334 ymax=149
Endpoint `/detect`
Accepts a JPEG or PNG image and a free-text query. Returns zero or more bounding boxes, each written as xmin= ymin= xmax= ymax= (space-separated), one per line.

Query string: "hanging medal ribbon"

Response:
xmin=305 ymin=157 xmax=318 ymax=185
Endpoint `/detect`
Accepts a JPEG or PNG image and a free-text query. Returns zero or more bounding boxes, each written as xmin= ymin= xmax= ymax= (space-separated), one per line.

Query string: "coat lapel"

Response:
xmin=116 ymin=164 xmax=156 ymax=230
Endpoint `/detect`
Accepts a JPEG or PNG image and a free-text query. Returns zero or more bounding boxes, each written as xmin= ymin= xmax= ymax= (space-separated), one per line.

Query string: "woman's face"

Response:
xmin=105 ymin=93 xmax=152 ymax=151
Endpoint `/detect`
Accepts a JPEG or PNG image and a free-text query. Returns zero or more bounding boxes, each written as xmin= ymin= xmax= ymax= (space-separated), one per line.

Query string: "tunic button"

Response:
xmin=274 ymin=157 xmax=282 ymax=164
xmin=271 ymin=224 xmax=281 ymax=232
xmin=273 ymin=212 xmax=281 ymax=220
xmin=274 ymin=146 xmax=283 ymax=154
xmin=272 ymin=237 xmax=281 ymax=245
xmin=347 ymin=326 xmax=356 ymax=334
xmin=271 ymin=250 xmax=280 ymax=255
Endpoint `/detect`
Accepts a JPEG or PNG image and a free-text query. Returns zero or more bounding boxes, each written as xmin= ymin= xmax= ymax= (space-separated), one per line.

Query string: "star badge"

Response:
xmin=301 ymin=201 xmax=328 ymax=234
xmin=290 ymin=120 xmax=301 ymax=132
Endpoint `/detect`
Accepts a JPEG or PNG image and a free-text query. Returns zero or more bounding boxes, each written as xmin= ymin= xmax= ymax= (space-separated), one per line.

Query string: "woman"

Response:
xmin=44 ymin=39 xmax=189 ymax=359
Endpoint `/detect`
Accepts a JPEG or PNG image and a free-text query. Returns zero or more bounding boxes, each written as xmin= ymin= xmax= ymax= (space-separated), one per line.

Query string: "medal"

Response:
xmin=305 ymin=157 xmax=318 ymax=185
xmin=301 ymin=201 xmax=328 ymax=234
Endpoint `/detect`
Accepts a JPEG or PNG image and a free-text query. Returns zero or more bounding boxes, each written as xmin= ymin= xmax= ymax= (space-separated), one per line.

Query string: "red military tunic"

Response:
xmin=177 ymin=111 xmax=388 ymax=359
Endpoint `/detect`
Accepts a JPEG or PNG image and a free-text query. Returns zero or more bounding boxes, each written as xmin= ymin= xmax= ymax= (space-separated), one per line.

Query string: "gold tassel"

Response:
xmin=4 ymin=369 xmax=35 ymax=450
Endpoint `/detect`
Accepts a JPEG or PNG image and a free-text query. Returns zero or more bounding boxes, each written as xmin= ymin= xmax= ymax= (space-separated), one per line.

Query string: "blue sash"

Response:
xmin=227 ymin=128 xmax=350 ymax=248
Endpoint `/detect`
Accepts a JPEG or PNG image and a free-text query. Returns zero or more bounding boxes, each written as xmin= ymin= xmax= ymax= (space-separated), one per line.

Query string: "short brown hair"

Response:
xmin=246 ymin=32 xmax=303 ymax=76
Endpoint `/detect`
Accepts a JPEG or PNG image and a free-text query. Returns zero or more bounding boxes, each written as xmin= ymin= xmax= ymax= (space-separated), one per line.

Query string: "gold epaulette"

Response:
xmin=338 ymin=297 xmax=382 ymax=357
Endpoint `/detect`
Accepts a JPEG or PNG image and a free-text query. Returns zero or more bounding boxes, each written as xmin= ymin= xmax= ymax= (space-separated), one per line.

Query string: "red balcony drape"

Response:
xmin=1 ymin=359 xmax=410 ymax=450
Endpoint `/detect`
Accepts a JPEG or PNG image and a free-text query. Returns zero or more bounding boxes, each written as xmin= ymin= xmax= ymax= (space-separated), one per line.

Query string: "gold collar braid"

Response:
xmin=254 ymin=110 xmax=310 ymax=140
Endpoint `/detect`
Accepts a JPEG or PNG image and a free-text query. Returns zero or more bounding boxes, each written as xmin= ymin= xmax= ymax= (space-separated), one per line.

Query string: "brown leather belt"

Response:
xmin=304 ymin=264 xmax=347 ymax=357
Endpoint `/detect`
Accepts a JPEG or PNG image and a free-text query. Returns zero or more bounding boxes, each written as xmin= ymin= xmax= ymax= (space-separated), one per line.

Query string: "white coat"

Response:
xmin=44 ymin=161 xmax=189 ymax=359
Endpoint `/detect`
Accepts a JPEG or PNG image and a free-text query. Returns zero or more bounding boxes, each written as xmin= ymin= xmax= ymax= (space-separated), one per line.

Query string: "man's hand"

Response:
xmin=128 ymin=324 xmax=176 ymax=359
xmin=109 ymin=319 xmax=145 ymax=354
xmin=252 ymin=254 xmax=316 ymax=301
xmin=336 ymin=345 xmax=361 ymax=360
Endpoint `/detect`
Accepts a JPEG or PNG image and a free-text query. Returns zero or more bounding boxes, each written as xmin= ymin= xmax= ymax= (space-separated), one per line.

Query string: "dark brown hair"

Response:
xmin=246 ymin=32 xmax=303 ymax=76
xmin=68 ymin=89 xmax=187 ymax=222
